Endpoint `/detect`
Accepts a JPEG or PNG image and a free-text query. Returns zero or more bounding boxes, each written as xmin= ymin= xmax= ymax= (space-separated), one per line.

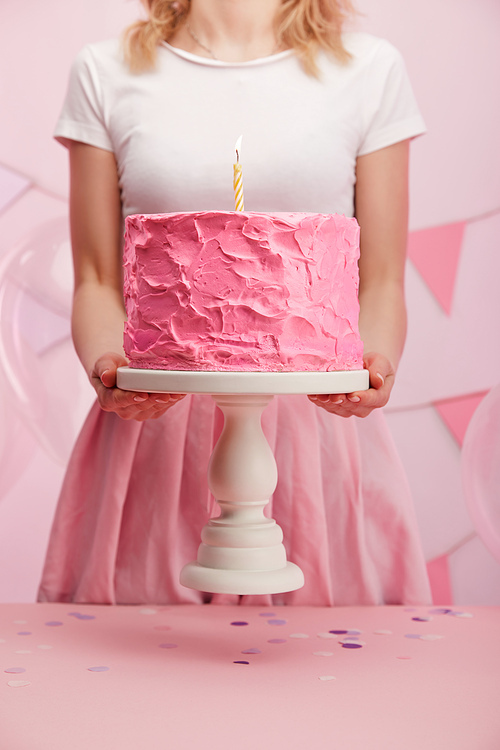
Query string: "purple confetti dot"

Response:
xmin=429 ymin=608 xmax=453 ymax=615
xmin=405 ymin=633 xmax=422 ymax=639
xmin=68 ymin=612 xmax=95 ymax=621
xmin=17 ymin=632 xmax=31 ymax=636
xmin=230 ymin=621 xmax=249 ymax=626
xmin=45 ymin=621 xmax=63 ymax=627
xmin=158 ymin=643 xmax=178 ymax=649
xmin=342 ymin=643 xmax=363 ymax=649
xmin=329 ymin=630 xmax=348 ymax=635
xmin=87 ymin=666 xmax=110 ymax=672
xmin=233 ymin=661 xmax=250 ymax=665
xmin=412 ymin=616 xmax=431 ymax=622
xmin=267 ymin=619 xmax=287 ymax=626
xmin=268 ymin=638 xmax=287 ymax=644
xmin=4 ymin=667 xmax=26 ymax=674
xmin=241 ymin=648 xmax=261 ymax=654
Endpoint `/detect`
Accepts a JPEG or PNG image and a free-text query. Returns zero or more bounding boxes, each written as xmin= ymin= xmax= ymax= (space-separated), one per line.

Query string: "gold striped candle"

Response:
xmin=233 ymin=135 xmax=244 ymax=212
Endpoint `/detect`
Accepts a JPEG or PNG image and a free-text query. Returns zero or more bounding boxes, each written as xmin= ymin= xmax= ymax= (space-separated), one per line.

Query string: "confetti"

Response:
xmin=404 ymin=634 xmax=422 ymax=639
xmin=449 ymin=611 xmax=473 ymax=618
xmin=45 ymin=621 xmax=63 ymax=627
xmin=313 ymin=651 xmax=334 ymax=657
xmin=373 ymin=630 xmax=393 ymax=635
xmin=341 ymin=643 xmax=363 ymax=649
xmin=13 ymin=620 xmax=28 ymax=625
xmin=318 ymin=675 xmax=336 ymax=681
xmin=412 ymin=616 xmax=432 ymax=622
xmin=17 ymin=632 xmax=31 ymax=636
xmin=267 ymin=619 xmax=287 ymax=626
xmin=268 ymin=638 xmax=287 ymax=644
xmin=158 ymin=643 xmax=178 ymax=649
xmin=396 ymin=656 xmax=412 ymax=660
xmin=340 ymin=638 xmax=366 ymax=646
xmin=289 ymin=633 xmax=309 ymax=639
xmin=429 ymin=608 xmax=453 ymax=615
xmin=230 ymin=621 xmax=249 ymax=627
xmin=419 ymin=634 xmax=445 ymax=641
xmin=241 ymin=648 xmax=261 ymax=654
xmin=15 ymin=650 xmax=31 ymax=655
xmin=317 ymin=632 xmax=338 ymax=639
xmin=37 ymin=645 xmax=53 ymax=650
xmin=87 ymin=666 xmax=110 ymax=672
xmin=347 ymin=629 xmax=362 ymax=635
xmin=68 ymin=612 xmax=95 ymax=621
xmin=329 ymin=630 xmax=348 ymax=635
xmin=7 ymin=680 xmax=31 ymax=687
xmin=4 ymin=668 xmax=26 ymax=674
xmin=233 ymin=661 xmax=250 ymax=665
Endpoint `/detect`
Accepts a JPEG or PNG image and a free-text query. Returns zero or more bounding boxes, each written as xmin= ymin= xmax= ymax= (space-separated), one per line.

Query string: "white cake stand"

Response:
xmin=116 ymin=367 xmax=369 ymax=596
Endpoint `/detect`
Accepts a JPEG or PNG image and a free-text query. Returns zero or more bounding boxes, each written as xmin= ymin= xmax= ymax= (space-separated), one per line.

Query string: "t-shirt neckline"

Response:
xmin=161 ymin=41 xmax=294 ymax=68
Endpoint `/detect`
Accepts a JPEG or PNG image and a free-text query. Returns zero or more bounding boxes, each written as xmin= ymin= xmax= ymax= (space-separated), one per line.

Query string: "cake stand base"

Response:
xmin=117 ymin=367 xmax=369 ymax=595
xmin=180 ymin=561 xmax=304 ymax=596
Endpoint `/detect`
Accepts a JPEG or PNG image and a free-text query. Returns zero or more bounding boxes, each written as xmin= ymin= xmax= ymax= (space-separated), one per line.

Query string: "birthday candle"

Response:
xmin=233 ymin=135 xmax=244 ymax=212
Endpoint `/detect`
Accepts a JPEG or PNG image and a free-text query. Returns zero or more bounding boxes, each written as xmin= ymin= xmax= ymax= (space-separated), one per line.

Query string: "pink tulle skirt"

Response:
xmin=38 ymin=395 xmax=431 ymax=606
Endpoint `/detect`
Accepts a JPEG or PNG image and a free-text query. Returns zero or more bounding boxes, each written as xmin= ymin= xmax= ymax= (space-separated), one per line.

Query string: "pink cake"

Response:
xmin=123 ymin=211 xmax=363 ymax=372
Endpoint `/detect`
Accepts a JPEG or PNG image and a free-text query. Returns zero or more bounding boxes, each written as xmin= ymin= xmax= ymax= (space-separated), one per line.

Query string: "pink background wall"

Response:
xmin=0 ymin=0 xmax=499 ymax=603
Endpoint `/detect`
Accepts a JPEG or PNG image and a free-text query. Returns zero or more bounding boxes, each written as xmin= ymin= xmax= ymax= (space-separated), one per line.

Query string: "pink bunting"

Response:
xmin=407 ymin=222 xmax=466 ymax=314
xmin=434 ymin=392 xmax=487 ymax=446
xmin=0 ymin=165 xmax=30 ymax=215
xmin=426 ymin=554 xmax=453 ymax=605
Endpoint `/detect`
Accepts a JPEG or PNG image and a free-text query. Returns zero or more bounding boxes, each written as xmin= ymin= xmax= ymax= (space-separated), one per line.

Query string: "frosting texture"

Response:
xmin=123 ymin=211 xmax=363 ymax=372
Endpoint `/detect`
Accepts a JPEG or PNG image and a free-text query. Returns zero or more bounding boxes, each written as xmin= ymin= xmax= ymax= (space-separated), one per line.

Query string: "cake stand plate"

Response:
xmin=116 ymin=367 xmax=369 ymax=394
xmin=116 ymin=367 xmax=369 ymax=595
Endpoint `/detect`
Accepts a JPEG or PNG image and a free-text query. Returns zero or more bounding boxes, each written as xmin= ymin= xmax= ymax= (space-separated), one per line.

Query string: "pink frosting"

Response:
xmin=123 ymin=211 xmax=363 ymax=372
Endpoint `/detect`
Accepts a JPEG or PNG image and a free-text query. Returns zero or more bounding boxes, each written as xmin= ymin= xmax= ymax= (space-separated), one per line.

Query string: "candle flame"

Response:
xmin=235 ymin=135 xmax=243 ymax=163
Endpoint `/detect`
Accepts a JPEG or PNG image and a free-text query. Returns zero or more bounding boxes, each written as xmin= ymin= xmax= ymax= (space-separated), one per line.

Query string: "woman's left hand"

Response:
xmin=308 ymin=352 xmax=395 ymax=418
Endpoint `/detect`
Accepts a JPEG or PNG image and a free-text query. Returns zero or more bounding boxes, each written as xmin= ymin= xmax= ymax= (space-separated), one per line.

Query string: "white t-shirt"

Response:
xmin=54 ymin=33 xmax=425 ymax=218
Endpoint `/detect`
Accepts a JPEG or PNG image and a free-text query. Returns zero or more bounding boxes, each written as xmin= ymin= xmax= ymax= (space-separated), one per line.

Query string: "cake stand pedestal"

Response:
xmin=116 ymin=368 xmax=369 ymax=595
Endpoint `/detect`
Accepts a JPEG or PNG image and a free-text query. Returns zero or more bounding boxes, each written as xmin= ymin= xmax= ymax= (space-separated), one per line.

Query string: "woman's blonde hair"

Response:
xmin=124 ymin=0 xmax=356 ymax=76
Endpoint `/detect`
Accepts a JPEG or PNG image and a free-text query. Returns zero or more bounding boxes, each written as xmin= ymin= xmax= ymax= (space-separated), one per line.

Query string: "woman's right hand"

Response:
xmin=91 ymin=352 xmax=186 ymax=421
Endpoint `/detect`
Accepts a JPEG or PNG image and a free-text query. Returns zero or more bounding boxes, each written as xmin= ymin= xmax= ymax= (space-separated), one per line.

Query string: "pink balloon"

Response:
xmin=462 ymin=383 xmax=500 ymax=564
xmin=0 ymin=218 xmax=93 ymax=466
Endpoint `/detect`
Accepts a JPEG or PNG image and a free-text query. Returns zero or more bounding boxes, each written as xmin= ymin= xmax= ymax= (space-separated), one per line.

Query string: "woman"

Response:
xmin=39 ymin=0 xmax=431 ymax=606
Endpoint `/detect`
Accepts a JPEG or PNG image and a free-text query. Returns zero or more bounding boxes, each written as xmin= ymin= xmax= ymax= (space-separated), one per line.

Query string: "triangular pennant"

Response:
xmin=407 ymin=222 xmax=466 ymax=314
xmin=434 ymin=392 xmax=488 ymax=446
xmin=0 ymin=164 xmax=30 ymax=215
xmin=426 ymin=554 xmax=453 ymax=605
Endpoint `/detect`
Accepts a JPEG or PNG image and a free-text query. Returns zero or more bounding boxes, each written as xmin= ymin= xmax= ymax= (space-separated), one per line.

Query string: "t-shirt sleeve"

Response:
xmin=54 ymin=45 xmax=113 ymax=152
xmin=358 ymin=40 xmax=426 ymax=156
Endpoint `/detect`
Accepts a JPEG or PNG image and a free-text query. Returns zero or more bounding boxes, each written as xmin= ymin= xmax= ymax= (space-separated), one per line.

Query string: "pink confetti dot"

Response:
xmin=7 ymin=680 xmax=31 ymax=688
xmin=87 ymin=666 xmax=110 ymax=672
xmin=241 ymin=648 xmax=261 ymax=654
xmin=4 ymin=667 xmax=26 ymax=674
xmin=267 ymin=619 xmax=287 ymax=626
xmin=45 ymin=621 xmax=63 ymax=627
xmin=268 ymin=638 xmax=287 ymax=644
xmin=17 ymin=632 xmax=31 ymax=636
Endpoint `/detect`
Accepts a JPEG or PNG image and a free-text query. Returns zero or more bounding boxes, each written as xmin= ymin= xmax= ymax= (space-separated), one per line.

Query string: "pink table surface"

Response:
xmin=1 ymin=603 xmax=499 ymax=750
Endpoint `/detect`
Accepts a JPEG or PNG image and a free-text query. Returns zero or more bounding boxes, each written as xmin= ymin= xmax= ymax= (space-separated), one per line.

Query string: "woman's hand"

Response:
xmin=91 ymin=352 xmax=186 ymax=421
xmin=308 ymin=352 xmax=395 ymax=418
